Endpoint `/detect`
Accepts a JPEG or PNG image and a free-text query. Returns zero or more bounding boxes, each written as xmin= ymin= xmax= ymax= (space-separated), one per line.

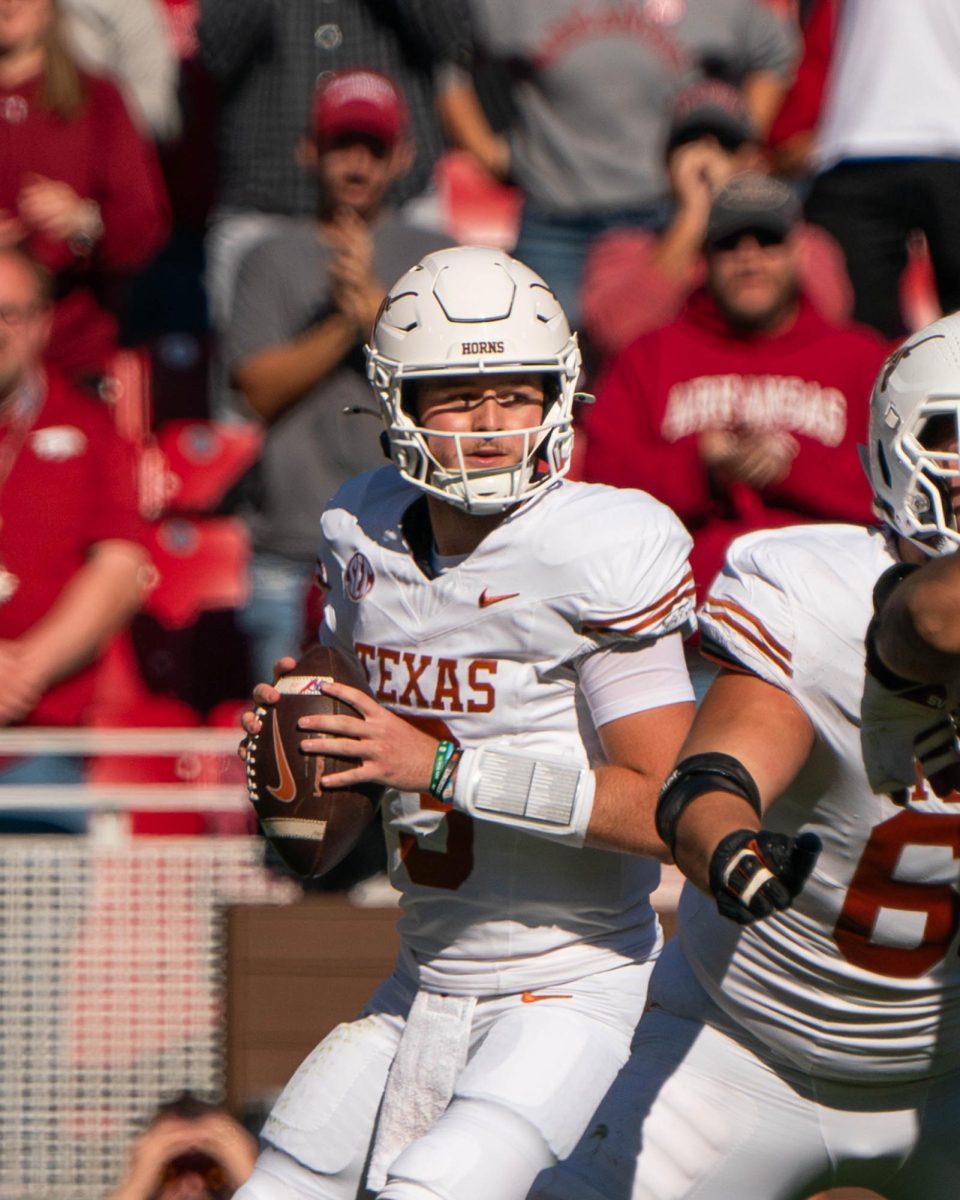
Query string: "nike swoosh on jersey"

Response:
xmin=520 ymin=991 xmax=573 ymax=1003
xmin=267 ymin=709 xmax=298 ymax=803
xmin=479 ymin=588 xmax=520 ymax=607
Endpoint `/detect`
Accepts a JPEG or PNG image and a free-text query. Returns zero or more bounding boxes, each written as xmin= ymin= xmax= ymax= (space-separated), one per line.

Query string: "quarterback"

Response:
xmin=533 ymin=314 xmax=960 ymax=1200
xmin=236 ymin=247 xmax=696 ymax=1200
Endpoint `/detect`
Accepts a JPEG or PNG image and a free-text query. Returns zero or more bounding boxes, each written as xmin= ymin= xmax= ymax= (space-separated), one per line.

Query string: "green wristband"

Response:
xmin=429 ymin=740 xmax=455 ymax=797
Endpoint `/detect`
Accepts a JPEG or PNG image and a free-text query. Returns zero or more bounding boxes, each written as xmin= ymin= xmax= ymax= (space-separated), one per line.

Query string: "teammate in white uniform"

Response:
xmin=235 ymin=247 xmax=696 ymax=1200
xmin=532 ymin=314 xmax=960 ymax=1200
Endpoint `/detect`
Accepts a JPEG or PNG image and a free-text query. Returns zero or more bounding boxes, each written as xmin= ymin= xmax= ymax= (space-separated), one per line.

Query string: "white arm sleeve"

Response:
xmin=577 ymin=632 xmax=694 ymax=729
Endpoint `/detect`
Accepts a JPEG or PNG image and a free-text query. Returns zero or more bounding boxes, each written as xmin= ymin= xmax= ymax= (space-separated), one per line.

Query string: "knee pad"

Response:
xmin=234 ymin=1147 xmax=345 ymax=1200
xmin=377 ymin=1182 xmax=446 ymax=1200
xmin=381 ymin=1097 xmax=555 ymax=1200
xmin=263 ymin=1015 xmax=396 ymax=1178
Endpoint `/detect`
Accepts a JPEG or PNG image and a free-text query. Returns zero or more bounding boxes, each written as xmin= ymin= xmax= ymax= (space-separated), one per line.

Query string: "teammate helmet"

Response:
xmin=866 ymin=311 xmax=960 ymax=556
xmin=366 ymin=245 xmax=583 ymax=514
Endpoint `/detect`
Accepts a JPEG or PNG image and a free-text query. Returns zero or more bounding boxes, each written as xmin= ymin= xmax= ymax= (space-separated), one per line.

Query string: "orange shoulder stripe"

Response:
xmin=583 ymin=569 xmax=695 ymax=633
xmin=701 ymin=601 xmax=793 ymax=678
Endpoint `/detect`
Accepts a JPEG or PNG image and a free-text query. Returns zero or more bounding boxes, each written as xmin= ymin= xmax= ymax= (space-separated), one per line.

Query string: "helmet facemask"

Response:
xmin=866 ymin=319 xmax=960 ymax=559
xmin=372 ymin=360 xmax=578 ymax=515
xmin=882 ymin=399 xmax=960 ymax=556
xmin=366 ymin=247 xmax=584 ymax=515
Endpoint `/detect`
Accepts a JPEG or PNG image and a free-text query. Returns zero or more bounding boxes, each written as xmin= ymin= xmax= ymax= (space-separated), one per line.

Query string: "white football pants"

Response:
xmin=234 ymin=958 xmax=653 ymax=1200
xmin=531 ymin=1005 xmax=960 ymax=1200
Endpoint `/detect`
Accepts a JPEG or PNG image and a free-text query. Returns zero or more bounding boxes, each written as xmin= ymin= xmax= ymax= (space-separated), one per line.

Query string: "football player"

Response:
xmin=236 ymin=246 xmax=697 ymax=1200
xmin=532 ymin=313 xmax=960 ymax=1200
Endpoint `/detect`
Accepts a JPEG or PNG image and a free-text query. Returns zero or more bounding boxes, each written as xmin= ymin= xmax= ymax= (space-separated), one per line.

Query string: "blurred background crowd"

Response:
xmin=3 ymin=0 xmax=957 ymax=839
xmin=4 ymin=0 xmax=956 ymax=774
xmin=2 ymin=1 xmax=959 ymax=1194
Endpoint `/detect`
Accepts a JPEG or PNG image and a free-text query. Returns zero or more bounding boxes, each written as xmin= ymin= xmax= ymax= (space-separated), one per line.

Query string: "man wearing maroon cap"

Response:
xmin=226 ymin=68 xmax=452 ymax=685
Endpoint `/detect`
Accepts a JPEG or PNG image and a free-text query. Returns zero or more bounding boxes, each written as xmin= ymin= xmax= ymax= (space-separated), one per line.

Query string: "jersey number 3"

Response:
xmin=397 ymin=716 xmax=474 ymax=890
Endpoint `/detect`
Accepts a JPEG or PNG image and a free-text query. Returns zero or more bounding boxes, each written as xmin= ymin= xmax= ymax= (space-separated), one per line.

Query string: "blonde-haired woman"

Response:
xmin=0 ymin=0 xmax=169 ymax=389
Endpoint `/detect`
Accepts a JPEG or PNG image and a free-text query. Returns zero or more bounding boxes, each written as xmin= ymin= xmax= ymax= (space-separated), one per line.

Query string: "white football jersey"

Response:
xmin=318 ymin=468 xmax=695 ymax=995
xmin=688 ymin=522 xmax=960 ymax=1081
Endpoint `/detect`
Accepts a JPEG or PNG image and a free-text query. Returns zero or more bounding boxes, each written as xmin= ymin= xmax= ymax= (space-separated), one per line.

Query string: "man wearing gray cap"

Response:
xmin=582 ymin=170 xmax=887 ymax=601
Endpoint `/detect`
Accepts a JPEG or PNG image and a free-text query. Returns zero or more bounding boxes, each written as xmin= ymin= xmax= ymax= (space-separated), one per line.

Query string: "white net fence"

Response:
xmin=0 ymin=731 xmax=299 ymax=1200
xmin=0 ymin=729 xmax=683 ymax=1200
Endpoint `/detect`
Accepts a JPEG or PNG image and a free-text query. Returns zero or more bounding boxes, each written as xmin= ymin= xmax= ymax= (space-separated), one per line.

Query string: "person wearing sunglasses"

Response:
xmin=580 ymin=79 xmax=854 ymax=365
xmin=581 ymin=170 xmax=888 ymax=612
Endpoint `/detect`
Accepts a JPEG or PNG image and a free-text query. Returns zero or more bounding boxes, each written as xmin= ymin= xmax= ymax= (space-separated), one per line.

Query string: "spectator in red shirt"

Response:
xmin=582 ymin=172 xmax=887 ymax=599
xmin=0 ymin=247 xmax=149 ymax=826
xmin=0 ymin=0 xmax=170 ymax=389
xmin=580 ymin=79 xmax=852 ymax=367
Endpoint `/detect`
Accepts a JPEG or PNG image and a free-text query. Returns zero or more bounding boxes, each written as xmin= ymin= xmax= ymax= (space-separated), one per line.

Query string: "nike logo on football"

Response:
xmin=520 ymin=991 xmax=572 ymax=1004
xmin=479 ymin=588 xmax=519 ymax=608
xmin=267 ymin=709 xmax=298 ymax=803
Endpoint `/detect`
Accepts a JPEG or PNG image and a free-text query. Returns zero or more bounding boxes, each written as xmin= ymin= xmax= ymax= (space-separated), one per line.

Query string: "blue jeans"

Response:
xmin=513 ymin=203 xmax=668 ymax=330
xmin=0 ymin=753 xmax=87 ymax=833
xmin=238 ymin=552 xmax=316 ymax=685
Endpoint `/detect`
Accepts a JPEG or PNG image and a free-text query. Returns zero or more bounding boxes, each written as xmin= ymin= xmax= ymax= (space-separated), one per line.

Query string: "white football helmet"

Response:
xmin=866 ymin=311 xmax=960 ymax=556
xmin=366 ymin=245 xmax=583 ymax=514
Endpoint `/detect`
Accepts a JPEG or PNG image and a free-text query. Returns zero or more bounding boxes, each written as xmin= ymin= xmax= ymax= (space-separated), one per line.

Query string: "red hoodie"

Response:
xmin=582 ymin=287 xmax=888 ymax=595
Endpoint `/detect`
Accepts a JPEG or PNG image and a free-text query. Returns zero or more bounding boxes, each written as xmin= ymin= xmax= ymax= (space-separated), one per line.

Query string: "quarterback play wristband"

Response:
xmin=451 ymin=746 xmax=595 ymax=845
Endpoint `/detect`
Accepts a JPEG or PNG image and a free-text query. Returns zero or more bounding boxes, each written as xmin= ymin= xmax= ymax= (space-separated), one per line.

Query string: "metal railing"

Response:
xmin=0 ymin=727 xmax=297 ymax=1199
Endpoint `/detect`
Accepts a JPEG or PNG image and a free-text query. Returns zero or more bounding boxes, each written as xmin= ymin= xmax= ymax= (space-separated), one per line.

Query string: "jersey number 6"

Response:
xmin=834 ymin=808 xmax=960 ymax=978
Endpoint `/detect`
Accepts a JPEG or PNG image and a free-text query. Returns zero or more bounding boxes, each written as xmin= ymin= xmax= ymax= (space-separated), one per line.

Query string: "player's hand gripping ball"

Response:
xmin=245 ymin=645 xmax=384 ymax=878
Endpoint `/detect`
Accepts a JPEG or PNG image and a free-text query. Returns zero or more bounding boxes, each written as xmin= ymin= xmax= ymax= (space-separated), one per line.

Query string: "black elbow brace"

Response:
xmin=656 ymin=752 xmax=762 ymax=853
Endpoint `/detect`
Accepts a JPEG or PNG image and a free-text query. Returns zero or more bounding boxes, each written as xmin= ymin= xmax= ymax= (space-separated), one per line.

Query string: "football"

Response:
xmin=245 ymin=643 xmax=384 ymax=878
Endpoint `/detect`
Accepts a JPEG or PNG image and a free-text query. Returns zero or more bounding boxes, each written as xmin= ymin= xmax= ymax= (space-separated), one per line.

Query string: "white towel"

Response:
xmin=366 ymin=989 xmax=476 ymax=1191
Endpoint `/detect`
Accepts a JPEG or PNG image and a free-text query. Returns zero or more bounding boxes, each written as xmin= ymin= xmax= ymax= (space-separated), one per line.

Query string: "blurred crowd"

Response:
xmin=1 ymin=4 xmax=957 ymax=1194
xmin=1 ymin=0 xmax=957 ymax=844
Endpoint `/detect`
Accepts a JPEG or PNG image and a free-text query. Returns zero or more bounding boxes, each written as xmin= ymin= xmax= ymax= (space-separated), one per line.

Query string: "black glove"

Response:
xmin=708 ymin=829 xmax=822 ymax=925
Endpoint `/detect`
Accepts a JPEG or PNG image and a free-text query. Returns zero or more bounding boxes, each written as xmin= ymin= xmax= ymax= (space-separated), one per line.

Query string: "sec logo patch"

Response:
xmin=344 ymin=551 xmax=375 ymax=601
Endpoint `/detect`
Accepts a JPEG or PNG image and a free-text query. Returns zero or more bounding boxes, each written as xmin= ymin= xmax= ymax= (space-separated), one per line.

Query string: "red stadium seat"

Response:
xmin=434 ymin=149 xmax=522 ymax=249
xmin=143 ymin=516 xmax=250 ymax=629
xmin=88 ymin=635 xmax=248 ymax=834
xmin=154 ymin=419 xmax=261 ymax=514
